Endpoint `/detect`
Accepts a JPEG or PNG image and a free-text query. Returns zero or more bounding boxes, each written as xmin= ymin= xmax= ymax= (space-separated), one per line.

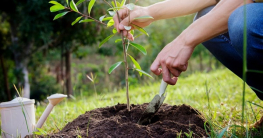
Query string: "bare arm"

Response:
xmin=181 ymin=0 xmax=253 ymax=46
xmin=147 ymin=0 xmax=217 ymax=21
xmin=114 ymin=0 xmax=218 ymax=40
xmin=150 ymin=0 xmax=253 ymax=85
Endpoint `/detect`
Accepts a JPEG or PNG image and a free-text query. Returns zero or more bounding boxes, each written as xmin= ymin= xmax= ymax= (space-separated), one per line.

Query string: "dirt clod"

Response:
xmin=33 ymin=103 xmax=208 ymax=138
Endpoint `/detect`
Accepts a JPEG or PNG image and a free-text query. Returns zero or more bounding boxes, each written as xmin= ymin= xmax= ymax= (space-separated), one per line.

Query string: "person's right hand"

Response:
xmin=113 ymin=5 xmax=154 ymax=41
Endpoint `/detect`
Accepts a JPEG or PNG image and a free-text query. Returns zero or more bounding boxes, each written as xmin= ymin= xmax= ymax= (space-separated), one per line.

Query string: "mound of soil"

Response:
xmin=36 ymin=103 xmax=208 ymax=137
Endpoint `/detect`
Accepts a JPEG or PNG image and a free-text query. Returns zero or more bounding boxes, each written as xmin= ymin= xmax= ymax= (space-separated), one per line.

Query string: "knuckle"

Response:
xmin=160 ymin=59 xmax=166 ymax=64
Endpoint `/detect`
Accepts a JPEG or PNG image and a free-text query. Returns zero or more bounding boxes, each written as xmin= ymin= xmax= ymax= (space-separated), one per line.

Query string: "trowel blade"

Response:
xmin=138 ymin=94 xmax=161 ymax=125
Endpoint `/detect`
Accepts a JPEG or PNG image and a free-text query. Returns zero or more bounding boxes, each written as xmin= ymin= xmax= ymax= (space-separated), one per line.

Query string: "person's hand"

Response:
xmin=113 ymin=5 xmax=154 ymax=41
xmin=150 ymin=38 xmax=194 ymax=85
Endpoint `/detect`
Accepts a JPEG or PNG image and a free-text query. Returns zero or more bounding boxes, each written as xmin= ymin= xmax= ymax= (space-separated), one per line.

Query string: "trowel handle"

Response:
xmin=35 ymin=103 xmax=54 ymax=131
xmin=159 ymin=80 xmax=168 ymax=96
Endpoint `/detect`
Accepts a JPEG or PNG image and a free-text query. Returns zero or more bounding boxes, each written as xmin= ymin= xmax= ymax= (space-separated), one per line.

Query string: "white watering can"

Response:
xmin=0 ymin=93 xmax=67 ymax=138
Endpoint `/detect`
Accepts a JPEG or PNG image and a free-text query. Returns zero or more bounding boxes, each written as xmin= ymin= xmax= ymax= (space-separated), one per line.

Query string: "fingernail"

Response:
xmin=119 ymin=24 xmax=124 ymax=29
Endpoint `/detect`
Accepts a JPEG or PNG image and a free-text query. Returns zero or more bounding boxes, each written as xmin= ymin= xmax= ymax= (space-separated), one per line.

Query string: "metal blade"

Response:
xmin=138 ymin=95 xmax=161 ymax=125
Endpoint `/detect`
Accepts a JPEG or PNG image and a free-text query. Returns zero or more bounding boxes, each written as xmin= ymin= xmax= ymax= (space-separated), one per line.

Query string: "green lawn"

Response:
xmin=36 ymin=69 xmax=263 ymax=135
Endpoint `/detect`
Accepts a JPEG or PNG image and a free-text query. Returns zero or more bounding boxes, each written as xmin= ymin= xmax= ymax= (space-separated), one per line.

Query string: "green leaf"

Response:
xmin=70 ymin=0 xmax=79 ymax=12
xmin=102 ymin=17 xmax=113 ymax=21
xmin=109 ymin=61 xmax=123 ymax=74
xmin=99 ymin=34 xmax=114 ymax=48
xmin=53 ymin=12 xmax=69 ymax=20
xmin=132 ymin=24 xmax=148 ymax=36
xmin=111 ymin=1 xmax=115 ymax=7
xmin=120 ymin=0 xmax=126 ymax=6
xmin=128 ymin=54 xmax=142 ymax=76
xmin=135 ymin=69 xmax=153 ymax=79
xmin=112 ymin=28 xmax=117 ymax=34
xmin=111 ymin=1 xmax=121 ymax=7
xmin=115 ymin=39 xmax=122 ymax=43
xmin=49 ymin=1 xmax=62 ymax=5
xmin=79 ymin=19 xmax=94 ymax=23
xmin=134 ymin=33 xmax=143 ymax=39
xmin=76 ymin=0 xmax=85 ymax=5
xmin=126 ymin=3 xmax=135 ymax=10
xmin=71 ymin=16 xmax=82 ymax=25
xmin=218 ymin=127 xmax=228 ymax=138
xmin=50 ymin=5 xmax=65 ymax=12
xmin=130 ymin=30 xmax=134 ymax=35
xmin=134 ymin=15 xmax=154 ymax=20
xmin=33 ymin=131 xmax=42 ymax=135
xmin=130 ymin=42 xmax=147 ymax=55
xmin=117 ymin=1 xmax=121 ymax=7
xmin=66 ymin=0 xmax=69 ymax=6
xmin=88 ymin=0 xmax=96 ymax=15
xmin=107 ymin=19 xmax=114 ymax=27
xmin=99 ymin=15 xmax=106 ymax=22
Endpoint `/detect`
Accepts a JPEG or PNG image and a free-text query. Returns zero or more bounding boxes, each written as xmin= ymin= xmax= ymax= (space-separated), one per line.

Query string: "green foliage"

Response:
xmin=50 ymin=5 xmax=65 ymax=12
xmin=71 ymin=16 xmax=83 ymax=25
xmin=99 ymin=34 xmax=115 ymax=48
xmin=109 ymin=61 xmax=123 ymax=74
xmin=107 ymin=19 xmax=114 ymax=27
xmin=218 ymin=126 xmax=228 ymax=138
xmin=79 ymin=19 xmax=94 ymax=23
xmin=53 ymin=11 xmax=69 ymax=20
xmin=70 ymin=0 xmax=79 ymax=12
xmin=128 ymin=54 xmax=142 ymax=76
xmin=132 ymin=24 xmax=149 ymax=36
xmin=76 ymin=0 xmax=85 ymax=6
xmin=88 ymin=0 xmax=96 ymax=15
xmin=134 ymin=69 xmax=153 ymax=79
xmin=130 ymin=42 xmax=147 ymax=55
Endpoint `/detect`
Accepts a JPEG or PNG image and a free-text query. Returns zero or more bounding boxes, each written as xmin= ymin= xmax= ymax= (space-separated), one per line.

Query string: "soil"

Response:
xmin=30 ymin=103 xmax=208 ymax=138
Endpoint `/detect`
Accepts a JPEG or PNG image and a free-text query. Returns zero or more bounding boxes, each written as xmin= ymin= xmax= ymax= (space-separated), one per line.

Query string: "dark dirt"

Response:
xmin=31 ymin=103 xmax=208 ymax=138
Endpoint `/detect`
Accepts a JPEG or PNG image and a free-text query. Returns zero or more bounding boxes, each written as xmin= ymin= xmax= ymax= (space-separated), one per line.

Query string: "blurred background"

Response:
xmin=0 ymin=0 xmax=222 ymax=102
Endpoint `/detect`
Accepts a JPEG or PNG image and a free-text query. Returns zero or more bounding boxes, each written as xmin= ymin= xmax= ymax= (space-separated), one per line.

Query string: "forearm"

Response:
xmin=147 ymin=0 xmax=217 ymax=21
xmin=178 ymin=0 xmax=253 ymax=46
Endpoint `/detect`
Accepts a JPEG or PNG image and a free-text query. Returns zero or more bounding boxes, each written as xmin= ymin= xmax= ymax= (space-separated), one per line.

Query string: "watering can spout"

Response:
xmin=35 ymin=94 xmax=67 ymax=130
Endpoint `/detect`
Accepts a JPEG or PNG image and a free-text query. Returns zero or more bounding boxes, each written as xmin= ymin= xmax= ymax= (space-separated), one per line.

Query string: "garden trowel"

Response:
xmin=138 ymin=80 xmax=168 ymax=125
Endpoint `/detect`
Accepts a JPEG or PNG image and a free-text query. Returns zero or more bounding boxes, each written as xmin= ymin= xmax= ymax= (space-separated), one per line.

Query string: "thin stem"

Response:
xmin=65 ymin=7 xmax=107 ymax=26
xmin=104 ymin=0 xmax=113 ymax=8
xmin=114 ymin=0 xmax=130 ymax=111
xmin=241 ymin=0 xmax=247 ymax=127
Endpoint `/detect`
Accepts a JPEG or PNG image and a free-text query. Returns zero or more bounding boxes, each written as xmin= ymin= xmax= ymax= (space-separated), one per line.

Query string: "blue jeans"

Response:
xmin=194 ymin=3 xmax=263 ymax=100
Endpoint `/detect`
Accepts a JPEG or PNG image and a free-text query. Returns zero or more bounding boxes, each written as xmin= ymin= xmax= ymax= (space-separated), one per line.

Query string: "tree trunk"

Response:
xmin=65 ymin=50 xmax=73 ymax=98
xmin=0 ymin=54 xmax=11 ymax=100
xmin=22 ymin=65 xmax=30 ymax=98
xmin=10 ymin=22 xmax=31 ymax=98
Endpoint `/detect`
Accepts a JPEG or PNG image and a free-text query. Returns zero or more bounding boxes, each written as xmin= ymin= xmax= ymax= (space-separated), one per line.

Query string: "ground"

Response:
xmin=35 ymin=69 xmax=263 ymax=137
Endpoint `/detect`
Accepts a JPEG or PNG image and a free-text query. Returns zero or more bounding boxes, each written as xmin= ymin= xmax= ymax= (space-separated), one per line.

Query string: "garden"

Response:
xmin=0 ymin=0 xmax=263 ymax=137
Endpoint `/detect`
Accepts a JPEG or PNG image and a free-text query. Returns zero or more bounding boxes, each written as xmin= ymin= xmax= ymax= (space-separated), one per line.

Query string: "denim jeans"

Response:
xmin=194 ymin=3 xmax=263 ymax=100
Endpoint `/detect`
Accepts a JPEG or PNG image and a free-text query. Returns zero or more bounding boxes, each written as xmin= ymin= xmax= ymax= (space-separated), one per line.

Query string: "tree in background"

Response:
xmin=0 ymin=0 xmax=107 ymax=100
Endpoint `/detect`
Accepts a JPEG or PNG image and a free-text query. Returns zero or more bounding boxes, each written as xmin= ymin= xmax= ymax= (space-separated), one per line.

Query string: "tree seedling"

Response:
xmin=49 ymin=0 xmax=153 ymax=111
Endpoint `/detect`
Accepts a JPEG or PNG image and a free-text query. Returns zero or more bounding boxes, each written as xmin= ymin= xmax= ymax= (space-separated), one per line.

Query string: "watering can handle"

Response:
xmin=159 ymin=80 xmax=168 ymax=97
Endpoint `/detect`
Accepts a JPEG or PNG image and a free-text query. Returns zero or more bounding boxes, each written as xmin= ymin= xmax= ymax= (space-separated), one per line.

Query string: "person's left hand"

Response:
xmin=150 ymin=38 xmax=195 ymax=85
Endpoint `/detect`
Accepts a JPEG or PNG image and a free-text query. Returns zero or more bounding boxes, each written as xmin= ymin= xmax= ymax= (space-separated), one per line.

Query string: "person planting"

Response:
xmin=113 ymin=0 xmax=263 ymax=127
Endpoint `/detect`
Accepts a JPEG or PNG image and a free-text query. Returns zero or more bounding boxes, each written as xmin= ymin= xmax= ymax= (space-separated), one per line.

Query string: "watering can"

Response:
xmin=0 ymin=93 xmax=67 ymax=138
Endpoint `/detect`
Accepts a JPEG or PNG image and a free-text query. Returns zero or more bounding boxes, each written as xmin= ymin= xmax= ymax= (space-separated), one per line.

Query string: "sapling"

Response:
xmin=49 ymin=0 xmax=153 ymax=111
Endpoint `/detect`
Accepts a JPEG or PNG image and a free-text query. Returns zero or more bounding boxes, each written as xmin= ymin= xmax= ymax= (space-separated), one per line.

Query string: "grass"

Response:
xmin=34 ymin=68 xmax=262 ymax=136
